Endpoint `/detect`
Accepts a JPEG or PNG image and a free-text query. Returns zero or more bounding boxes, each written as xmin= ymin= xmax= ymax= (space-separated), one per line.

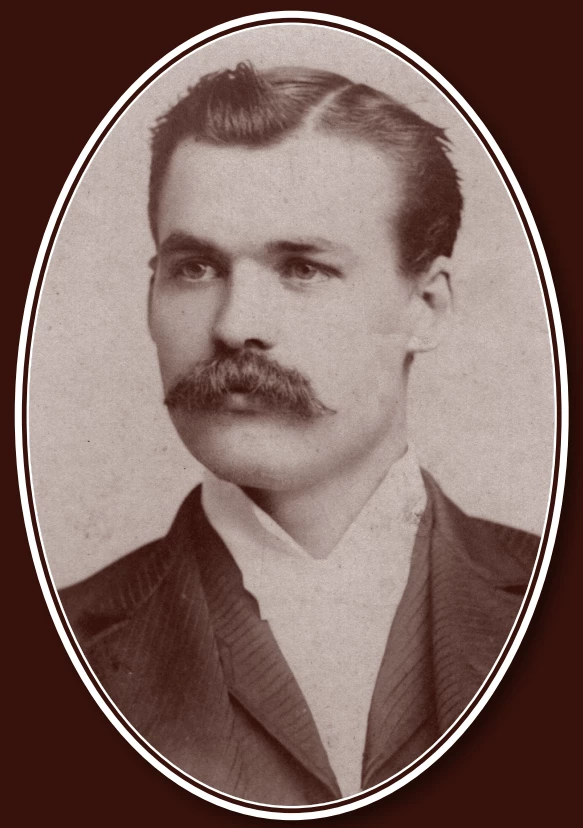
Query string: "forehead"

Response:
xmin=157 ymin=131 xmax=404 ymax=250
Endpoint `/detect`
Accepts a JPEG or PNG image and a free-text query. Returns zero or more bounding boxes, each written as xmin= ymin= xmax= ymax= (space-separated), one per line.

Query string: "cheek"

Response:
xmin=293 ymin=299 xmax=409 ymax=407
xmin=334 ymin=335 xmax=407 ymax=398
xmin=149 ymin=293 xmax=214 ymax=382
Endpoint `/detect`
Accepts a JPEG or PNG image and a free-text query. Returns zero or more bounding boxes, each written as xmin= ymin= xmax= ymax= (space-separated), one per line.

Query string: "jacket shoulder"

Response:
xmin=423 ymin=471 xmax=540 ymax=589
xmin=59 ymin=486 xmax=206 ymax=648
xmin=59 ymin=538 xmax=170 ymax=648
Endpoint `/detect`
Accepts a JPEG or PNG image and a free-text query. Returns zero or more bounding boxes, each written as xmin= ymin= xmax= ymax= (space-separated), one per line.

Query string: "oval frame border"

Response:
xmin=15 ymin=10 xmax=568 ymax=820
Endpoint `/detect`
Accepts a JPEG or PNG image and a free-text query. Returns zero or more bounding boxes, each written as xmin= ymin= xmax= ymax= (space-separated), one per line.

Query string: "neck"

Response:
xmin=243 ymin=432 xmax=409 ymax=559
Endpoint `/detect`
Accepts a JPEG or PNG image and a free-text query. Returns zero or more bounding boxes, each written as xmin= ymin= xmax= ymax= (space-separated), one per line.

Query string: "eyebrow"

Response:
xmin=158 ymin=232 xmax=223 ymax=259
xmin=158 ymin=232 xmax=351 ymax=259
xmin=265 ymin=239 xmax=352 ymax=256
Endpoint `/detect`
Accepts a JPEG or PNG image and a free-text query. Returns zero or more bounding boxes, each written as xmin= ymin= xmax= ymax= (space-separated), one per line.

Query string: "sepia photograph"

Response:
xmin=17 ymin=12 xmax=566 ymax=818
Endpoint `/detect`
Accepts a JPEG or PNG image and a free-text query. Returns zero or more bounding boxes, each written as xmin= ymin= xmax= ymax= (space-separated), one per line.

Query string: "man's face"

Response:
xmin=150 ymin=130 xmax=425 ymax=492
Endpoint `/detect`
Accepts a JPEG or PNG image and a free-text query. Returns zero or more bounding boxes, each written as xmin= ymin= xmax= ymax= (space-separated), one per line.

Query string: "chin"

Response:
xmin=208 ymin=460 xmax=293 ymax=491
xmin=192 ymin=443 xmax=304 ymax=491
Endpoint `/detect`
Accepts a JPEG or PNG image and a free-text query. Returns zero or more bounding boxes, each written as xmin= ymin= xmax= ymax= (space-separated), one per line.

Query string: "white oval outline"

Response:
xmin=15 ymin=10 xmax=568 ymax=821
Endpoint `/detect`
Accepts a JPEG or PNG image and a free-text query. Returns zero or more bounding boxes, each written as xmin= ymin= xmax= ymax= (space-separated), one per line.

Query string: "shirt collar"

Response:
xmin=201 ymin=446 xmax=427 ymax=565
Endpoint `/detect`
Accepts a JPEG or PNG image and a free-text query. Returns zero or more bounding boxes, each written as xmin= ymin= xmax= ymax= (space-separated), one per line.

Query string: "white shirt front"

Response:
xmin=201 ymin=450 xmax=427 ymax=797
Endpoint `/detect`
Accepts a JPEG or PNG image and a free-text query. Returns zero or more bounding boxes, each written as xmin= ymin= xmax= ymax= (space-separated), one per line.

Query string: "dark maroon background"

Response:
xmin=7 ymin=5 xmax=580 ymax=826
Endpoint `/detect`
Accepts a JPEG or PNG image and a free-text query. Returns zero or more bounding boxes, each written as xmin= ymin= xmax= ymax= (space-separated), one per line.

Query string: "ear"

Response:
xmin=147 ymin=256 xmax=157 ymax=341
xmin=407 ymin=256 xmax=453 ymax=354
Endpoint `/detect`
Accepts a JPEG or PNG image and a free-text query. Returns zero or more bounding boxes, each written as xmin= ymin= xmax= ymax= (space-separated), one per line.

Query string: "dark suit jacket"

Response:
xmin=60 ymin=472 xmax=538 ymax=805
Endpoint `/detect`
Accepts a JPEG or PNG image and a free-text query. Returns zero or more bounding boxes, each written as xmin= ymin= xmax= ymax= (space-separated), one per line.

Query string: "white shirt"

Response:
xmin=201 ymin=450 xmax=427 ymax=797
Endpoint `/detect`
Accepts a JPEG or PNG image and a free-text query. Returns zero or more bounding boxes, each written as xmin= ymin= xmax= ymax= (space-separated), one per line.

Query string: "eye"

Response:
xmin=169 ymin=259 xmax=221 ymax=283
xmin=283 ymin=259 xmax=336 ymax=284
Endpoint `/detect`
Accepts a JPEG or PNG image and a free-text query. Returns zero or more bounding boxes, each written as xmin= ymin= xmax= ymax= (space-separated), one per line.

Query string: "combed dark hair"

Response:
xmin=149 ymin=62 xmax=463 ymax=276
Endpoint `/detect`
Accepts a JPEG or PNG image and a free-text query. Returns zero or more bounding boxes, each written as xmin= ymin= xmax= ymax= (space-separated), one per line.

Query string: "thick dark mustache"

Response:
xmin=164 ymin=351 xmax=335 ymax=420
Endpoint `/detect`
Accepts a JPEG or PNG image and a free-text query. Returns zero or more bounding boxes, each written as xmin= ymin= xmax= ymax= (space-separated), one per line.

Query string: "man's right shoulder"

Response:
xmin=59 ymin=485 xmax=206 ymax=648
xmin=59 ymin=538 xmax=172 ymax=648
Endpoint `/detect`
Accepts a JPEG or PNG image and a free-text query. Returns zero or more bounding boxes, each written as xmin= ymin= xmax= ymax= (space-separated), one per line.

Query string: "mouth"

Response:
xmin=214 ymin=391 xmax=269 ymax=413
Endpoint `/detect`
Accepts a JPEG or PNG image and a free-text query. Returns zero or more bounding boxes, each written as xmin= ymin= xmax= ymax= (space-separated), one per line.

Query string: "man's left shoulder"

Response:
xmin=466 ymin=512 xmax=539 ymax=564
xmin=424 ymin=471 xmax=541 ymax=588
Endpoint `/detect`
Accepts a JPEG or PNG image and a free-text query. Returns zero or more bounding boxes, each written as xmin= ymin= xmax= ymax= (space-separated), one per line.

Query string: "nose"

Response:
xmin=212 ymin=261 xmax=277 ymax=351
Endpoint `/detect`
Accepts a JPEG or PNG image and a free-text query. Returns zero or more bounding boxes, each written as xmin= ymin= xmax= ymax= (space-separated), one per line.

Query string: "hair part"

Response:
xmin=149 ymin=61 xmax=463 ymax=277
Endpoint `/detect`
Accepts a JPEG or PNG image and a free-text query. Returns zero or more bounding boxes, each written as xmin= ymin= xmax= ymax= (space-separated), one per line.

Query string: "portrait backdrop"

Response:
xmin=28 ymin=23 xmax=555 ymax=587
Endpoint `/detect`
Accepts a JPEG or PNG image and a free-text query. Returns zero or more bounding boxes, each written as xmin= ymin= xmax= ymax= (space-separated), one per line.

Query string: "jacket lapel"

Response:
xmin=362 ymin=494 xmax=438 ymax=787
xmin=191 ymin=499 xmax=341 ymax=798
xmin=363 ymin=472 xmax=534 ymax=785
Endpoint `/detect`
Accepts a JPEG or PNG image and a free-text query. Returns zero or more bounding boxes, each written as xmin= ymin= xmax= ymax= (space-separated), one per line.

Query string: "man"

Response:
xmin=61 ymin=62 xmax=538 ymax=805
